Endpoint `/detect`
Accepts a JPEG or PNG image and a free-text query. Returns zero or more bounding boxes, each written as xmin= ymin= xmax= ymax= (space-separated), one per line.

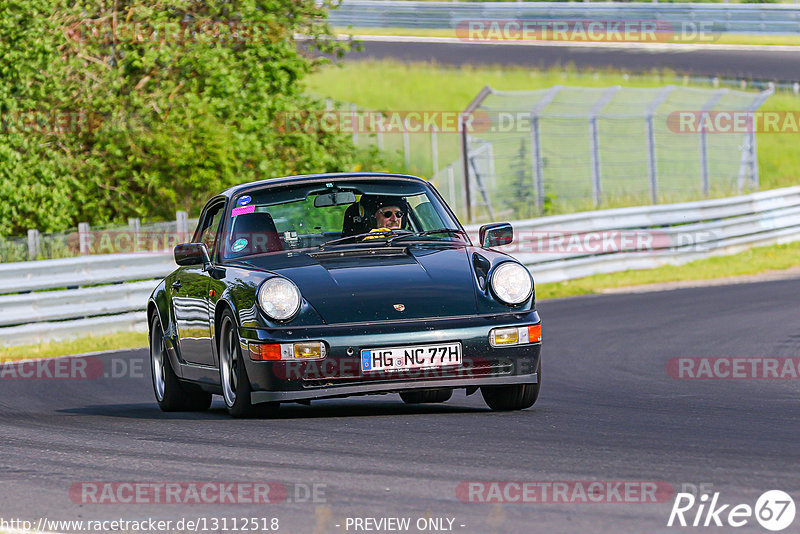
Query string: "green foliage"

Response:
xmin=0 ymin=0 xmax=365 ymax=237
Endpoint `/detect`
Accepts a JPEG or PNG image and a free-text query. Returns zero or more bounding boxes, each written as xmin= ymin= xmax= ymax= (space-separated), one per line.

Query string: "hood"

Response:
xmin=245 ymin=247 xmax=478 ymax=324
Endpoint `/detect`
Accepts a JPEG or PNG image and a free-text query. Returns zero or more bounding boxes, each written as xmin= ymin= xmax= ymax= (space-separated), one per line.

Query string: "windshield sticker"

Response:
xmin=237 ymin=195 xmax=252 ymax=206
xmin=232 ymin=205 xmax=255 ymax=217
xmin=231 ymin=239 xmax=248 ymax=252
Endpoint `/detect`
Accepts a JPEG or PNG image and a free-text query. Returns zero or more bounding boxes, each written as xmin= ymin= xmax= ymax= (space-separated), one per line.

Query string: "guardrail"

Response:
xmin=464 ymin=186 xmax=800 ymax=283
xmin=328 ymin=1 xmax=800 ymax=34
xmin=3 ymin=186 xmax=800 ymax=346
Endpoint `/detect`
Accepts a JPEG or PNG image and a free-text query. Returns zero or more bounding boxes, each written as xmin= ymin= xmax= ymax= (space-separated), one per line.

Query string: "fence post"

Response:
xmin=350 ymin=103 xmax=358 ymax=145
xmin=78 ymin=223 xmax=90 ymax=255
xmin=460 ymin=86 xmax=493 ymax=223
xmin=587 ymin=86 xmax=620 ymax=208
xmin=431 ymin=126 xmax=439 ymax=177
xmin=403 ymin=116 xmax=411 ymax=168
xmin=645 ymin=115 xmax=658 ymax=204
xmin=698 ymin=89 xmax=727 ymax=196
xmin=529 ymin=85 xmax=563 ymax=214
xmin=176 ymin=211 xmax=189 ymax=244
xmin=644 ymin=86 xmax=674 ymax=205
xmin=589 ymin=117 xmax=602 ymax=207
xmin=699 ymin=123 xmax=710 ymax=196
xmin=743 ymin=88 xmax=773 ymax=190
xmin=530 ymin=115 xmax=544 ymax=213
xmin=27 ymin=229 xmax=39 ymax=260
xmin=128 ymin=218 xmax=140 ymax=252
xmin=376 ymin=113 xmax=384 ymax=150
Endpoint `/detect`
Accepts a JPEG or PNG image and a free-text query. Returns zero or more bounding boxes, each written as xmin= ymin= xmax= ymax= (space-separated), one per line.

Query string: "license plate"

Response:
xmin=361 ymin=342 xmax=462 ymax=372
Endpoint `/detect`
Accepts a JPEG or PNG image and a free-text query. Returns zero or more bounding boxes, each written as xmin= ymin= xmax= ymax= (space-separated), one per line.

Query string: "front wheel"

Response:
xmin=150 ymin=314 xmax=211 ymax=412
xmin=481 ymin=358 xmax=541 ymax=411
xmin=219 ymin=310 xmax=257 ymax=418
xmin=400 ymin=388 xmax=453 ymax=404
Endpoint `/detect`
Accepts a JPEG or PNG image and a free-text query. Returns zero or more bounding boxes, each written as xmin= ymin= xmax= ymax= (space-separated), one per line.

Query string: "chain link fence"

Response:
xmin=462 ymin=84 xmax=773 ymax=222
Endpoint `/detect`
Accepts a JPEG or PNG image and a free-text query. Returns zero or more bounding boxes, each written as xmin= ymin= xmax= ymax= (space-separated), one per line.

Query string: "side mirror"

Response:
xmin=174 ymin=243 xmax=211 ymax=266
xmin=479 ymin=223 xmax=513 ymax=248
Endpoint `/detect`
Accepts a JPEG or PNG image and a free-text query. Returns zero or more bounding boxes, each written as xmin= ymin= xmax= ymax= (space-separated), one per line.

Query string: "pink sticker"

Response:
xmin=232 ymin=205 xmax=255 ymax=217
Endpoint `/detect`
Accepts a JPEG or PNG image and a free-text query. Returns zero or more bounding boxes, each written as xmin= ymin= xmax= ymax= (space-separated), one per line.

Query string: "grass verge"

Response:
xmin=536 ymin=240 xmax=800 ymax=299
xmin=0 ymin=331 xmax=148 ymax=362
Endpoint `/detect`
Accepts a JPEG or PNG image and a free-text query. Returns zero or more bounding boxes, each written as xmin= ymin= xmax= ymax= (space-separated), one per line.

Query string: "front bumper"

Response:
xmin=240 ymin=311 xmax=541 ymax=403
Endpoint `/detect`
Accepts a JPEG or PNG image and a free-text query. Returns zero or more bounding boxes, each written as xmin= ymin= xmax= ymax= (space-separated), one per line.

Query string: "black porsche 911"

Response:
xmin=148 ymin=173 xmax=542 ymax=417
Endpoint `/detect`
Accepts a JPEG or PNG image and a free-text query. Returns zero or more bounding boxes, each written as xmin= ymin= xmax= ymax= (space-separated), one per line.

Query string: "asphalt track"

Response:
xmin=2 ymin=278 xmax=799 ymax=533
xmin=346 ymin=38 xmax=800 ymax=82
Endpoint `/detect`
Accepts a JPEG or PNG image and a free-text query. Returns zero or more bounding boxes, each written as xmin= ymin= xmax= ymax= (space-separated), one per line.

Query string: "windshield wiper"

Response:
xmin=319 ymin=230 xmax=395 ymax=249
xmin=386 ymin=228 xmax=467 ymax=245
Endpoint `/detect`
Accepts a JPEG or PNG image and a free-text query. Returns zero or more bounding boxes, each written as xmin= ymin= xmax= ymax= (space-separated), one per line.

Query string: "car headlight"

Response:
xmin=490 ymin=262 xmax=533 ymax=305
xmin=258 ymin=277 xmax=301 ymax=321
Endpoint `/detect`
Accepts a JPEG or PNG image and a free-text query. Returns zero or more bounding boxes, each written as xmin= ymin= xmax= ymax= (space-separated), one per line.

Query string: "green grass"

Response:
xmin=0 ymin=331 xmax=148 ymax=362
xmin=337 ymin=27 xmax=800 ymax=47
xmin=536 ymin=240 xmax=800 ymax=299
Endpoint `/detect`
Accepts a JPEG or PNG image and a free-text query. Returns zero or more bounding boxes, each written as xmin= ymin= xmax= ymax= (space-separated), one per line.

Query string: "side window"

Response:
xmin=195 ymin=203 xmax=225 ymax=257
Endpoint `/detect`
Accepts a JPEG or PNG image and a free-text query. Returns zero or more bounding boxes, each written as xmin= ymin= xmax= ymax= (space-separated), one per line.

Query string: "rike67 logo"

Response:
xmin=668 ymin=490 xmax=796 ymax=531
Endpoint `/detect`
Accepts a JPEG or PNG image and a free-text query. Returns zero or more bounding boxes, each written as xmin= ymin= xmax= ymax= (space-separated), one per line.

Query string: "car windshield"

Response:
xmin=221 ymin=178 xmax=467 ymax=259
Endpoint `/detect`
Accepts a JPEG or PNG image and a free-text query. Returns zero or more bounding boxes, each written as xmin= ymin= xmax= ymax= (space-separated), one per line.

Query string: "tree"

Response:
xmin=0 ymin=0 xmax=365 ymax=236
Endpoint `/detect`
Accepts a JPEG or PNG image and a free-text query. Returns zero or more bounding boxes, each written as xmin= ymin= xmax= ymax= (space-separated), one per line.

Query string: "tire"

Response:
xmin=400 ymin=388 xmax=453 ymax=404
xmin=218 ymin=310 xmax=257 ymax=418
xmin=150 ymin=314 xmax=212 ymax=412
xmin=481 ymin=357 xmax=541 ymax=411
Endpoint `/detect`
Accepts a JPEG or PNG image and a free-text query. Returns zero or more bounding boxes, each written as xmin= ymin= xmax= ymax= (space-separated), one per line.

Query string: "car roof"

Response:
xmin=217 ymin=173 xmax=430 ymax=199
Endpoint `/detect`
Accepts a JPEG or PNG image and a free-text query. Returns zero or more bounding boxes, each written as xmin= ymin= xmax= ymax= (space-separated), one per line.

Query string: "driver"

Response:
xmin=359 ymin=195 xmax=409 ymax=231
xmin=375 ymin=205 xmax=404 ymax=230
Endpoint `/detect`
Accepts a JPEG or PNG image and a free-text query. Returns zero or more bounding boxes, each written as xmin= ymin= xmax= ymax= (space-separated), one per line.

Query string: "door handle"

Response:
xmin=172 ymin=280 xmax=182 ymax=291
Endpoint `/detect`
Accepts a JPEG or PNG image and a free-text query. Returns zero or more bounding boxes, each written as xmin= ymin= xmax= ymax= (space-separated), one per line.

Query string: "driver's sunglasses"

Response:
xmin=381 ymin=210 xmax=404 ymax=218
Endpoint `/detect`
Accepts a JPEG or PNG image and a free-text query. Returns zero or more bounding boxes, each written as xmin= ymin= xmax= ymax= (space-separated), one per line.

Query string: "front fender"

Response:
xmin=469 ymin=247 xmax=535 ymax=314
xmin=148 ymin=279 xmax=184 ymax=375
